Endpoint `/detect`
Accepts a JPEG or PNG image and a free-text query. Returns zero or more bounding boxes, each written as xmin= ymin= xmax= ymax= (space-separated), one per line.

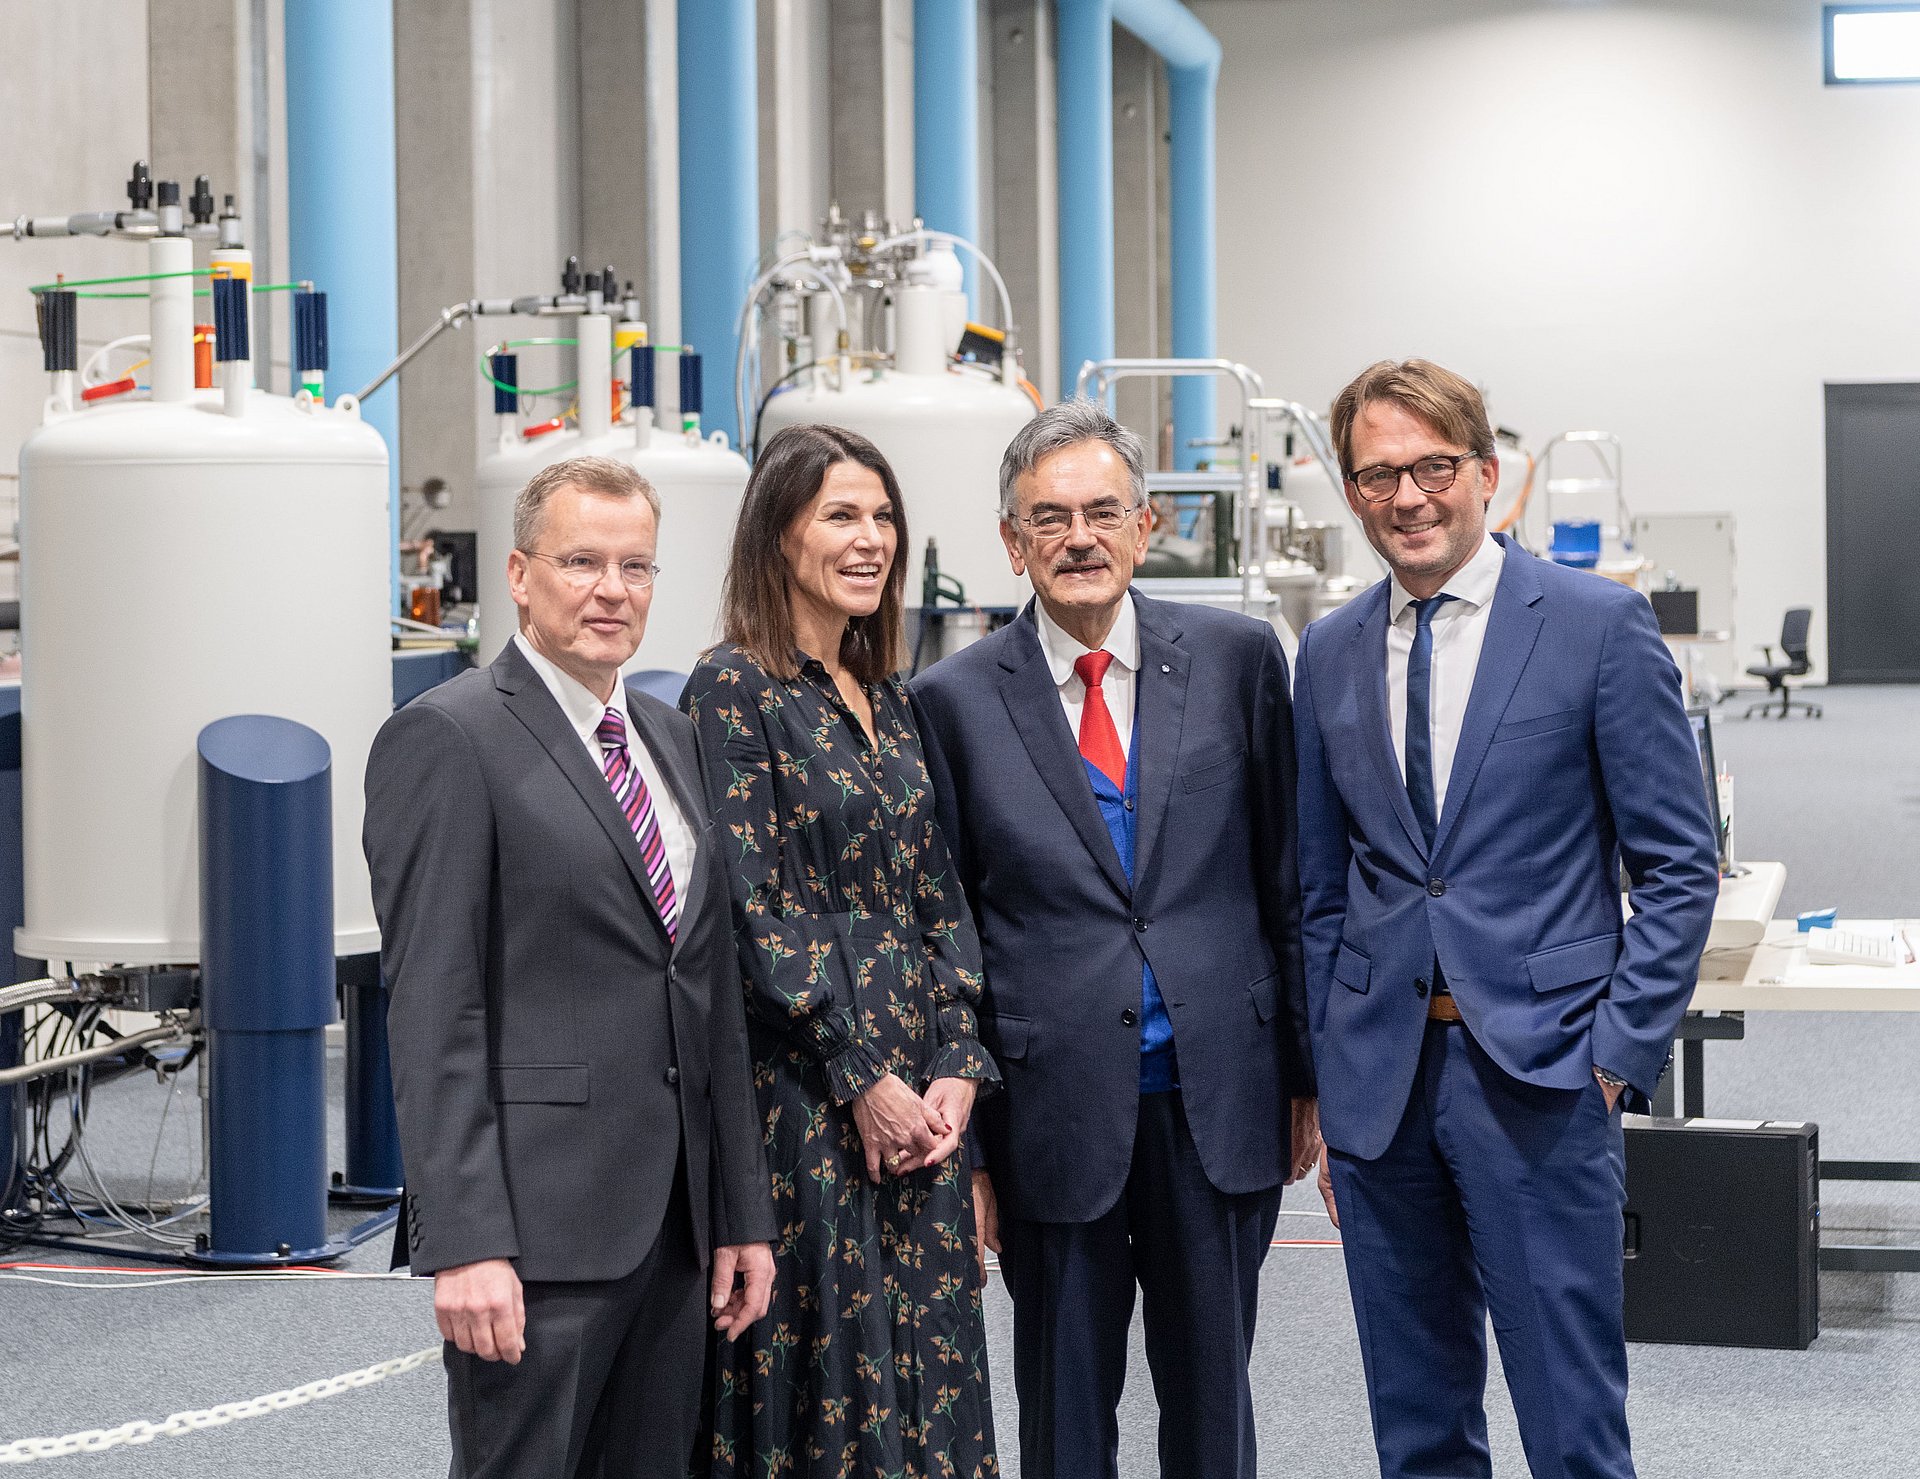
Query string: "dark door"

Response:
xmin=1825 ymin=383 xmax=1920 ymax=682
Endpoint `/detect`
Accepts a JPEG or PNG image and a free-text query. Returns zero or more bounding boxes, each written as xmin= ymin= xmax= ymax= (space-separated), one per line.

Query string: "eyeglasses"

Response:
xmin=1011 ymin=500 xmax=1143 ymax=539
xmin=521 ymin=550 xmax=661 ymax=588
xmin=1348 ymin=453 xmax=1482 ymax=503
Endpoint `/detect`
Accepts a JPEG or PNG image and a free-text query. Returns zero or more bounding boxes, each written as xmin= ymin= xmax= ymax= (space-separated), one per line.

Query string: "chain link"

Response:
xmin=0 ymin=1347 xmax=441 ymax=1464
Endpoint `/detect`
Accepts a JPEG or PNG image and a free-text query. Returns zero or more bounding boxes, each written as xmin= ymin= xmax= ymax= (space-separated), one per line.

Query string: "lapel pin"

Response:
xmin=1160 ymin=664 xmax=1171 ymax=674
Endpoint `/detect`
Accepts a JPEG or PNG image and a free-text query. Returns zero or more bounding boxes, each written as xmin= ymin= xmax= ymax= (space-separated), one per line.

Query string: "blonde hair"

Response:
xmin=1329 ymin=360 xmax=1494 ymax=477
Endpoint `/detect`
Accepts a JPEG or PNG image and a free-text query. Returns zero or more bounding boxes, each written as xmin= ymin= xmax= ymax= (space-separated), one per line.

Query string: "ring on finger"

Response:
xmin=887 ymin=1151 xmax=905 ymax=1168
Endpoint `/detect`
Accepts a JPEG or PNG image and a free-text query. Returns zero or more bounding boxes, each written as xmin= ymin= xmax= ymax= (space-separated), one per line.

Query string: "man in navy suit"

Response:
xmin=912 ymin=400 xmax=1319 ymax=1479
xmin=1295 ymin=360 xmax=1720 ymax=1479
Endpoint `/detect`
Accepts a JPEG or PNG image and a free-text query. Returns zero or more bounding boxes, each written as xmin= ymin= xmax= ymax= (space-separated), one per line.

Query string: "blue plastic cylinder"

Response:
xmin=491 ymin=352 xmax=519 ymax=417
xmin=293 ymin=290 xmax=330 ymax=377
xmin=211 ymin=277 xmax=251 ymax=364
xmin=197 ymin=715 xmax=336 ymax=1263
xmin=631 ymin=345 xmax=655 ymax=410
xmin=680 ymin=351 xmax=703 ymax=421
xmin=337 ymin=953 xmax=402 ymax=1199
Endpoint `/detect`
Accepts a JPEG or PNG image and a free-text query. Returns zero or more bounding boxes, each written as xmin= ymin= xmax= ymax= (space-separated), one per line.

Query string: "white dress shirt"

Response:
xmin=514 ymin=632 xmax=695 ymax=902
xmin=1036 ymin=594 xmax=1140 ymax=761
xmin=1386 ymin=533 xmax=1506 ymax=819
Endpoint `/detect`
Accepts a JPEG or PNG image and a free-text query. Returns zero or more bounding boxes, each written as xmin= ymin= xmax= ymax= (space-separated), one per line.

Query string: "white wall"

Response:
xmin=1196 ymin=0 xmax=1920 ymax=679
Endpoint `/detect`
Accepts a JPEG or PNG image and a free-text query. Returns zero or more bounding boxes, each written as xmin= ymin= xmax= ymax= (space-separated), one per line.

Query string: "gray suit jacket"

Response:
xmin=364 ymin=642 xmax=776 ymax=1283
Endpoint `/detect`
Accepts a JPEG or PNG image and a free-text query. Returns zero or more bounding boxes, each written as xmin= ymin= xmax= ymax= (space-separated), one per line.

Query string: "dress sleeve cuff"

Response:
xmin=925 ymin=1037 xmax=1002 ymax=1094
xmin=823 ymin=1040 xmax=890 ymax=1105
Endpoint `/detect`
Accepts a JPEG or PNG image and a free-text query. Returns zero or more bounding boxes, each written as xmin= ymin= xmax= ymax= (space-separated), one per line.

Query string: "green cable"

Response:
xmin=28 ymin=268 xmax=206 ymax=294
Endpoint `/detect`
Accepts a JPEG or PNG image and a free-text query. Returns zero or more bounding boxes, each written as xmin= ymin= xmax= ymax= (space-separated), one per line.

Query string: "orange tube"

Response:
xmin=193 ymin=325 xmax=215 ymax=390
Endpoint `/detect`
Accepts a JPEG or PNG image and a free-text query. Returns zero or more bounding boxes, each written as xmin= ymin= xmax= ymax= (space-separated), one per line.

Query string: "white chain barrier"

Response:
xmin=0 ymin=1347 xmax=442 ymax=1464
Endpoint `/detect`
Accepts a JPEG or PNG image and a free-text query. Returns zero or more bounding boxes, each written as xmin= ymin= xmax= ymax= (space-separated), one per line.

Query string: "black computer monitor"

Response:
xmin=1687 ymin=706 xmax=1729 ymax=876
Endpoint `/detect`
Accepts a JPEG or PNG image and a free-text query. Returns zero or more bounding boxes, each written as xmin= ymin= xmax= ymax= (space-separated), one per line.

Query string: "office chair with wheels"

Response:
xmin=1744 ymin=607 xmax=1822 ymax=719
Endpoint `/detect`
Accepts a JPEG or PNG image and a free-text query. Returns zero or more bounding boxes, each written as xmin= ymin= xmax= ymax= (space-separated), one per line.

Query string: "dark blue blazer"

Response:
xmin=1293 ymin=535 xmax=1720 ymax=1160
xmin=912 ymin=591 xmax=1313 ymax=1225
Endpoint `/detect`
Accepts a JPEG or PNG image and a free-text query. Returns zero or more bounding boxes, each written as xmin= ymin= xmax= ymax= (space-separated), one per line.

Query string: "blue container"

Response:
xmin=1550 ymin=519 xmax=1602 ymax=569
xmin=196 ymin=715 xmax=339 ymax=1264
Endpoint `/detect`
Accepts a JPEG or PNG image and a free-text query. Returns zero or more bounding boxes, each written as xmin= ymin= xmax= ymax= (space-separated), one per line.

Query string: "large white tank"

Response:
xmin=757 ymin=357 xmax=1036 ymax=608
xmin=17 ymin=387 xmax=390 ymax=965
xmin=475 ymin=423 xmax=750 ymax=675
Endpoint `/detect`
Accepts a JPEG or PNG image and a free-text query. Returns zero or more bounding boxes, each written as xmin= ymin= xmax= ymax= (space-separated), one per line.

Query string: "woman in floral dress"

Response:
xmin=683 ymin=423 xmax=999 ymax=1479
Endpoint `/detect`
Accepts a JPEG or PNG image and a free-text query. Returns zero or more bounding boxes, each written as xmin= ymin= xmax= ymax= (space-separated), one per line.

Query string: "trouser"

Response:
xmin=445 ymin=1170 xmax=704 ymax=1479
xmin=1331 ymin=1020 xmax=1634 ymax=1479
xmin=999 ymin=1089 xmax=1282 ymax=1479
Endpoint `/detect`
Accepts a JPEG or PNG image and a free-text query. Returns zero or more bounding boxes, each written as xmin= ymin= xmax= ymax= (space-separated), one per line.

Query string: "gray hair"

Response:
xmin=512 ymin=455 xmax=662 ymax=551
xmin=997 ymin=399 xmax=1148 ymax=518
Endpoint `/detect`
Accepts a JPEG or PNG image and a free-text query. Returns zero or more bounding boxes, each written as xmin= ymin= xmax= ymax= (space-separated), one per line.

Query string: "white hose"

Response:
xmin=79 ymin=335 xmax=152 ymax=388
xmin=733 ymin=252 xmax=851 ymax=443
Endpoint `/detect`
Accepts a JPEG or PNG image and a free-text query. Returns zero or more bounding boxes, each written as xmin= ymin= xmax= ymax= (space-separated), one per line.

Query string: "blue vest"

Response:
xmin=1083 ymin=703 xmax=1177 ymax=1092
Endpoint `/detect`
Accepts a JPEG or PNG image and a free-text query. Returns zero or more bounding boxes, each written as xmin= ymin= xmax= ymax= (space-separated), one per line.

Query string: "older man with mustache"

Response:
xmin=912 ymin=399 xmax=1320 ymax=1479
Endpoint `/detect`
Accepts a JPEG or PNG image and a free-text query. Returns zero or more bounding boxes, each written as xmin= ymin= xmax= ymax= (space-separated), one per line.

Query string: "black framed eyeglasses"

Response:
xmin=521 ymin=550 xmax=661 ymax=588
xmin=1347 ymin=453 xmax=1482 ymax=503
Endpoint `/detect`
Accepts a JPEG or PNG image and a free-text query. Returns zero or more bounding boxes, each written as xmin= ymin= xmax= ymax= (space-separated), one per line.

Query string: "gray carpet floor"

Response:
xmin=3 ymin=683 xmax=1917 ymax=1476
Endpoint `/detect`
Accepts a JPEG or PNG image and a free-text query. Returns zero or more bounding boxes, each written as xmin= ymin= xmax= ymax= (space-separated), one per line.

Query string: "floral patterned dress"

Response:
xmin=682 ymin=643 xmax=1000 ymax=1479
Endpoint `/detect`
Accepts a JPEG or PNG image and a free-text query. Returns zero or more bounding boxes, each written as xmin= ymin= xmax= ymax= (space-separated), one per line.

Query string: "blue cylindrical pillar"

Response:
xmin=1165 ymin=59 xmax=1218 ymax=470
xmin=678 ymin=0 xmax=757 ymax=448
xmin=1112 ymin=0 xmax=1221 ymax=469
xmin=1056 ymin=0 xmax=1117 ymax=404
xmin=286 ymin=0 xmax=400 ymax=612
xmin=335 ymin=952 xmax=402 ymax=1201
xmin=914 ymin=0 xmax=981 ymax=305
xmin=197 ymin=716 xmax=338 ymax=1264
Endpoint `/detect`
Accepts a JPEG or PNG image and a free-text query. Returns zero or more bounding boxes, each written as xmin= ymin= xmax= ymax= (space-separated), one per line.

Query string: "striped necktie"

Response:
xmin=595 ymin=707 xmax=679 ymax=941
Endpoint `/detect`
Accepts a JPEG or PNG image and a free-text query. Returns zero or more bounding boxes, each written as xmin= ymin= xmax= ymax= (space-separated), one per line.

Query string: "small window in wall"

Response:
xmin=1826 ymin=5 xmax=1920 ymax=83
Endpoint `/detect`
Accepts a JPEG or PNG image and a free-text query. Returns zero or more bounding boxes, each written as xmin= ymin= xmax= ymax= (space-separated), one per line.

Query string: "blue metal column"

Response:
xmin=1055 ymin=0 xmax=1117 ymax=404
xmin=1112 ymin=0 xmax=1221 ymax=470
xmin=914 ymin=0 xmax=981 ymax=304
xmin=195 ymin=716 xmax=340 ymax=1265
xmin=285 ymin=0 xmax=401 ymax=612
xmin=679 ymin=0 xmax=757 ymax=448
xmin=333 ymin=953 xmax=402 ymax=1202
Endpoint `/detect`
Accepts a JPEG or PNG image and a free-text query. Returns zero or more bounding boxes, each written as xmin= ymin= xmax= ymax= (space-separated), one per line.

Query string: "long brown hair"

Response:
xmin=720 ymin=423 xmax=909 ymax=684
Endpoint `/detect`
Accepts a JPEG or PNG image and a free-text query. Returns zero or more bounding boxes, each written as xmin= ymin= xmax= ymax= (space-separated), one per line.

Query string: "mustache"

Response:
xmin=1051 ymin=553 xmax=1110 ymax=573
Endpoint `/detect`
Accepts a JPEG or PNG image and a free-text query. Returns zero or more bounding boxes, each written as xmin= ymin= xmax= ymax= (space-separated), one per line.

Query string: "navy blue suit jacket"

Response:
xmin=912 ymin=591 xmax=1313 ymax=1225
xmin=1293 ymin=535 xmax=1720 ymax=1161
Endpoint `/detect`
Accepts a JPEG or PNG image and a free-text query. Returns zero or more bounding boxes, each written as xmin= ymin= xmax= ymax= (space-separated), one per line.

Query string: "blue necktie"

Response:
xmin=1405 ymin=594 xmax=1455 ymax=851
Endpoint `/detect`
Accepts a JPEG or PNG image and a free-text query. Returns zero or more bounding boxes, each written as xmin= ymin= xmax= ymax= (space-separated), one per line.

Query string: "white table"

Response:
xmin=1675 ymin=906 xmax=1920 ymax=1273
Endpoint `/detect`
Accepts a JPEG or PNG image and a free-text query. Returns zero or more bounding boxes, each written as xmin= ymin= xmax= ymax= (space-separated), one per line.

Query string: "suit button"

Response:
xmin=1415 ymin=977 xmax=1429 ymax=998
xmin=664 ymin=1066 xmax=680 ymax=1086
xmin=1121 ymin=1008 xmax=1138 ymax=1027
xmin=1427 ymin=878 xmax=1446 ymax=897
xmin=1133 ymin=917 xmax=1148 ymax=932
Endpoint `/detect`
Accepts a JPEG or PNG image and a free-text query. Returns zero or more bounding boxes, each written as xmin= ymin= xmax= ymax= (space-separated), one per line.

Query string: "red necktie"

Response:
xmin=1073 ymin=651 xmax=1126 ymax=790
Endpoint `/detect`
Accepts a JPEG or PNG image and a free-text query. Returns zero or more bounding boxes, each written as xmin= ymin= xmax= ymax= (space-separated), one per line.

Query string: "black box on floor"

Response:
xmin=1648 ymin=588 xmax=1699 ymax=636
xmin=1622 ymin=1117 xmax=1819 ymax=1350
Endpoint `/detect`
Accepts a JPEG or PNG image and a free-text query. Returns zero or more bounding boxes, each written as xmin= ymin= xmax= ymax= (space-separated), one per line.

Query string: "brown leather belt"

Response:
xmin=1426 ymin=993 xmax=1464 ymax=1024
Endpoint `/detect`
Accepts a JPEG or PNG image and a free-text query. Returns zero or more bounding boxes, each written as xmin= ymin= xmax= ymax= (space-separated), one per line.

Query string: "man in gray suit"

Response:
xmin=365 ymin=455 xmax=776 ymax=1479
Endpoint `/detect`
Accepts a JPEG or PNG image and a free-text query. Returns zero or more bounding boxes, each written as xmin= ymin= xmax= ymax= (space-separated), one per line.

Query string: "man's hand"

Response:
xmin=1318 ymin=1152 xmax=1339 ymax=1231
xmin=1286 ymin=1097 xmax=1323 ymax=1186
xmin=1595 ymin=1068 xmax=1626 ymax=1114
xmin=918 ymin=1077 xmax=979 ymax=1169
xmin=851 ymin=1072 xmax=944 ymax=1182
xmin=709 ymin=1242 xmax=775 ymax=1341
xmin=971 ymin=1169 xmax=1001 ymax=1287
xmin=434 ymin=1258 xmax=525 ymax=1364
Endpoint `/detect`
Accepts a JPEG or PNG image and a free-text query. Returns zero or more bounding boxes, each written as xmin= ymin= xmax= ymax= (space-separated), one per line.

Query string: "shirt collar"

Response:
xmin=1389 ymin=532 xmax=1505 ymax=625
xmin=514 ymin=631 xmax=630 ymax=747
xmin=1034 ymin=591 xmax=1141 ymax=688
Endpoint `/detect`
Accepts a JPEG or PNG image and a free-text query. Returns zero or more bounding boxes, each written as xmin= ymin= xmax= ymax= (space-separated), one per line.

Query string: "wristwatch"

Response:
xmin=1593 ymin=1066 xmax=1630 ymax=1093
